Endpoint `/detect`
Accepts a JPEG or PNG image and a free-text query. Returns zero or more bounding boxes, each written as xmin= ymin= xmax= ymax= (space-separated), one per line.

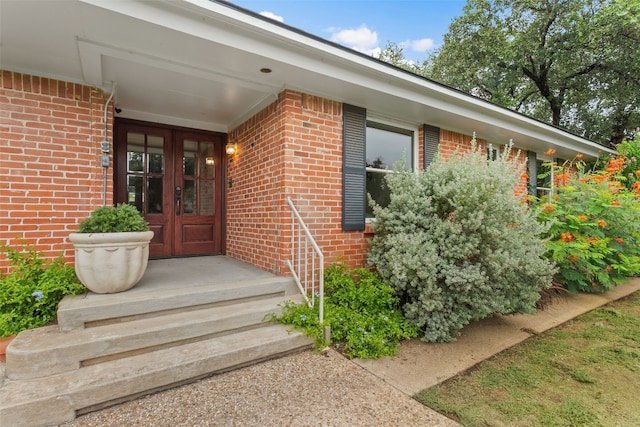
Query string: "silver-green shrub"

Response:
xmin=368 ymin=137 xmax=554 ymax=342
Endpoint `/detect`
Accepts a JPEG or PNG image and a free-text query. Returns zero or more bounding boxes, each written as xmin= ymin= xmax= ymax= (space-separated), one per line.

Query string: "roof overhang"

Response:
xmin=0 ymin=0 xmax=614 ymax=158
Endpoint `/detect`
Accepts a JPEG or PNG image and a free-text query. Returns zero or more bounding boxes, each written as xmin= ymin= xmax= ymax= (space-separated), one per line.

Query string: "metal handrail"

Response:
xmin=285 ymin=197 xmax=324 ymax=324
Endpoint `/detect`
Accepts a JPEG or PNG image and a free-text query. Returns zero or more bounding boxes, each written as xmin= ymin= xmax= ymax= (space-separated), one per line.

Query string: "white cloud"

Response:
xmin=327 ymin=25 xmax=435 ymax=60
xmin=410 ymin=38 xmax=435 ymax=52
xmin=399 ymin=38 xmax=436 ymax=53
xmin=329 ymin=25 xmax=379 ymax=55
xmin=259 ymin=11 xmax=284 ymax=23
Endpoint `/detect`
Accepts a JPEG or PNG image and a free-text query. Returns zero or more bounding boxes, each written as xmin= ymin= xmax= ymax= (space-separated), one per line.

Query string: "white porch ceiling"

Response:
xmin=0 ymin=0 xmax=613 ymax=158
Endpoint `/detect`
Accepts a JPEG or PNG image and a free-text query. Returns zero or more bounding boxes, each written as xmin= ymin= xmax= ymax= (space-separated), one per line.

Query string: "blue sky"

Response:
xmin=229 ymin=1 xmax=467 ymax=62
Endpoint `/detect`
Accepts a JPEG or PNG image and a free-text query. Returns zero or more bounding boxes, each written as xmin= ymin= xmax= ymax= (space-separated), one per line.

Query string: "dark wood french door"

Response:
xmin=114 ymin=120 xmax=224 ymax=258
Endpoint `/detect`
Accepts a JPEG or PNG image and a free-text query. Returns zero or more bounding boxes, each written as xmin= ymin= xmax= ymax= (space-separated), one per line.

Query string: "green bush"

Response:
xmin=77 ymin=203 xmax=149 ymax=233
xmin=0 ymin=243 xmax=86 ymax=337
xmin=613 ymin=133 xmax=640 ymax=193
xmin=537 ymin=157 xmax=640 ymax=293
xmin=368 ymin=138 xmax=554 ymax=342
xmin=274 ymin=264 xmax=419 ymax=359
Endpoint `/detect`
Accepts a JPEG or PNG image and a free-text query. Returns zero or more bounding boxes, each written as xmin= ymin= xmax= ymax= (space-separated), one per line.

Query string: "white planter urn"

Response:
xmin=69 ymin=231 xmax=154 ymax=294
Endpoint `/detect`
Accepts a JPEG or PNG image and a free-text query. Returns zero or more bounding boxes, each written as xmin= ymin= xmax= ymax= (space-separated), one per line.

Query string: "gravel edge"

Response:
xmin=61 ymin=349 xmax=460 ymax=427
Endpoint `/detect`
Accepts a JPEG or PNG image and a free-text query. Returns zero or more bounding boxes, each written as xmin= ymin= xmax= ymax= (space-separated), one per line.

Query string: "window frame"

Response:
xmin=364 ymin=116 xmax=418 ymax=221
xmin=536 ymin=153 xmax=555 ymax=199
xmin=487 ymin=144 xmax=500 ymax=161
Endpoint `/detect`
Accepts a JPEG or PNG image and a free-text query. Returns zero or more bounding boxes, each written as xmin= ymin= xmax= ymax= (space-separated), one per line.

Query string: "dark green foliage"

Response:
xmin=429 ymin=0 xmax=640 ymax=146
xmin=77 ymin=203 xmax=149 ymax=233
xmin=0 ymin=243 xmax=86 ymax=337
xmin=274 ymin=264 xmax=419 ymax=359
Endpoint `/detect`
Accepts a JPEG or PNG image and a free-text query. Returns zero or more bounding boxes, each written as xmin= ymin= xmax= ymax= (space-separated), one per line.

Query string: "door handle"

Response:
xmin=175 ymin=186 xmax=181 ymax=216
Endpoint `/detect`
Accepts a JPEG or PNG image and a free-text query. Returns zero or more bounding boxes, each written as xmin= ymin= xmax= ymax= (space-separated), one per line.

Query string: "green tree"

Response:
xmin=374 ymin=41 xmax=431 ymax=76
xmin=429 ymin=0 xmax=640 ymax=147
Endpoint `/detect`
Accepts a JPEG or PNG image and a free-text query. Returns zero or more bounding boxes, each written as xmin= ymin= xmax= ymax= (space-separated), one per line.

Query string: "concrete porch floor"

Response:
xmin=55 ymin=255 xmax=296 ymax=331
xmin=120 ymin=255 xmax=279 ymax=293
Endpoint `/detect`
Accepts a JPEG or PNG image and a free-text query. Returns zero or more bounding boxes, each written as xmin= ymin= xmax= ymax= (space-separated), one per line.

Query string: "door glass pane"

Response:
xmin=148 ymin=135 xmax=164 ymax=174
xmin=200 ymin=180 xmax=214 ymax=215
xmin=183 ymin=179 xmax=195 ymax=214
xmin=127 ymin=176 xmax=143 ymax=213
xmin=127 ymin=133 xmax=145 ymax=172
xmin=126 ymin=132 xmax=164 ymax=214
xmin=200 ymin=142 xmax=215 ymax=179
xmin=148 ymin=177 xmax=163 ymax=214
xmin=183 ymin=140 xmax=197 ymax=177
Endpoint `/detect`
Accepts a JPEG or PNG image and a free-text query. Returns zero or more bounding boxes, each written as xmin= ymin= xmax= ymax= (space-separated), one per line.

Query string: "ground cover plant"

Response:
xmin=274 ymin=263 xmax=419 ymax=359
xmin=368 ymin=137 xmax=554 ymax=342
xmin=537 ymin=134 xmax=640 ymax=293
xmin=0 ymin=242 xmax=86 ymax=337
xmin=416 ymin=291 xmax=640 ymax=427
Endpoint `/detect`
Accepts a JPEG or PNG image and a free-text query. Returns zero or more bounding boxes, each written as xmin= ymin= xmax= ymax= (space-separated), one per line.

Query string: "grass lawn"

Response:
xmin=415 ymin=291 xmax=640 ymax=427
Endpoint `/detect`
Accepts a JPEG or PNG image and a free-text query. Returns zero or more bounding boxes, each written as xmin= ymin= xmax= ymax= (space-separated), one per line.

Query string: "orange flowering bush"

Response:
xmin=537 ymin=160 xmax=640 ymax=292
xmin=616 ymin=134 xmax=640 ymax=195
xmin=597 ymin=133 xmax=640 ymax=195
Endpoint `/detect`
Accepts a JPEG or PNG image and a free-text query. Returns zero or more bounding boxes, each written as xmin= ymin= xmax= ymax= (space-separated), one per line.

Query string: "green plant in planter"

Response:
xmin=70 ymin=203 xmax=153 ymax=294
xmin=0 ymin=242 xmax=85 ymax=337
xmin=77 ymin=203 xmax=149 ymax=233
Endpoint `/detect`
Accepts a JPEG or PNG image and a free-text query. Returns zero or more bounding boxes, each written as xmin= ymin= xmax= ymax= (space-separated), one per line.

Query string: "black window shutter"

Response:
xmin=342 ymin=104 xmax=366 ymax=231
xmin=527 ymin=151 xmax=537 ymax=195
xmin=423 ymin=124 xmax=440 ymax=169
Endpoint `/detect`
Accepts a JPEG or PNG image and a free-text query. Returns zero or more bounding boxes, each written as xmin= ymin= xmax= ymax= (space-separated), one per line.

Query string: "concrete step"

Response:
xmin=57 ymin=276 xmax=298 ymax=331
xmin=6 ymin=295 xmax=303 ymax=380
xmin=0 ymin=323 xmax=313 ymax=427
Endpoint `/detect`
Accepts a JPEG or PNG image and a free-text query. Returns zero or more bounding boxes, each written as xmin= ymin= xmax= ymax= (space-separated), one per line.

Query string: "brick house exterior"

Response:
xmin=0 ymin=74 xmax=531 ymax=274
xmin=0 ymin=1 xmax=613 ymax=275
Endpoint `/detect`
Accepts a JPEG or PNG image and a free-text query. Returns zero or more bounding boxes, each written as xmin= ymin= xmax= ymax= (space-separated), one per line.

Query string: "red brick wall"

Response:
xmin=226 ymin=91 xmax=363 ymax=274
xmin=278 ymin=92 xmax=368 ymax=271
xmin=225 ymin=94 xmax=284 ymax=273
xmin=0 ymin=71 xmax=112 ymax=272
xmin=226 ymin=91 xmax=531 ymax=274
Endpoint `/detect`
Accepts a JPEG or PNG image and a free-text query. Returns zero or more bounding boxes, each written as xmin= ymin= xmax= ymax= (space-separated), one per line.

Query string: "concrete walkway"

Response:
xmin=354 ymin=277 xmax=640 ymax=395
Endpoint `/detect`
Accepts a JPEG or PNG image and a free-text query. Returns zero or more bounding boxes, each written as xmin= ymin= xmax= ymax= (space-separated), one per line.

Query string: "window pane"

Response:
xmin=148 ymin=177 xmax=163 ymax=214
xmin=127 ymin=133 xmax=145 ymax=173
xmin=365 ymin=123 xmax=413 ymax=219
xmin=183 ymin=140 xmax=197 ymax=177
xmin=536 ymin=160 xmax=553 ymax=198
xmin=536 ymin=160 xmax=552 ymax=188
xmin=366 ymin=125 xmax=412 ymax=170
xmin=148 ymin=135 xmax=164 ymax=174
xmin=200 ymin=142 xmax=215 ymax=179
xmin=200 ymin=180 xmax=214 ymax=215
xmin=366 ymin=170 xmax=390 ymax=218
xmin=183 ymin=179 xmax=195 ymax=214
xmin=127 ymin=175 xmax=143 ymax=213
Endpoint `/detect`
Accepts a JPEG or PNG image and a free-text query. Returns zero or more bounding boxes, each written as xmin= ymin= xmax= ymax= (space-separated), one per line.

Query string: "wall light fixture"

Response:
xmin=226 ymin=142 xmax=238 ymax=155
